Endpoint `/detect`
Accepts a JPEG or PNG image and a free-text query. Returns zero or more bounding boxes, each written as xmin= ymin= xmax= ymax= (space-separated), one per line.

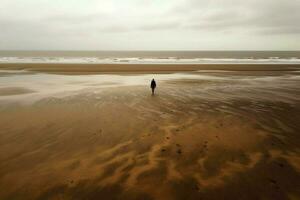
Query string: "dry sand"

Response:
xmin=0 ymin=65 xmax=300 ymax=200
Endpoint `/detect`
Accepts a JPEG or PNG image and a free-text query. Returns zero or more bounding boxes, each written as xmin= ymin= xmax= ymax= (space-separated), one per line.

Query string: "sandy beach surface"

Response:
xmin=0 ymin=63 xmax=299 ymax=74
xmin=0 ymin=64 xmax=300 ymax=200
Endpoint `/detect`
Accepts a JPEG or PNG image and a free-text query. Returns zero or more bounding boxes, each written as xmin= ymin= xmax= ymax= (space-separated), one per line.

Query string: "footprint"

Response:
xmin=277 ymin=163 xmax=284 ymax=168
xmin=177 ymin=149 xmax=182 ymax=154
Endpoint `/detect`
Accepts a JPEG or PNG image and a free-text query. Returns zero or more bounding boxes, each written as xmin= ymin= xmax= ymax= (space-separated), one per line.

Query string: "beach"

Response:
xmin=0 ymin=63 xmax=299 ymax=74
xmin=0 ymin=64 xmax=300 ymax=199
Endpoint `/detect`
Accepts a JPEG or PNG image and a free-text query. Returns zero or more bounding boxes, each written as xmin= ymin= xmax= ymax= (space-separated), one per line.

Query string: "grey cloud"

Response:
xmin=257 ymin=26 xmax=300 ymax=35
xmin=0 ymin=0 xmax=300 ymax=50
xmin=47 ymin=13 xmax=110 ymax=24
xmin=168 ymin=0 xmax=300 ymax=34
xmin=138 ymin=21 xmax=181 ymax=31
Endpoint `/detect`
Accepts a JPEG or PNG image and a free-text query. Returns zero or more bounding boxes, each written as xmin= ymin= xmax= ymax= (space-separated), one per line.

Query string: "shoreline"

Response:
xmin=0 ymin=63 xmax=299 ymax=74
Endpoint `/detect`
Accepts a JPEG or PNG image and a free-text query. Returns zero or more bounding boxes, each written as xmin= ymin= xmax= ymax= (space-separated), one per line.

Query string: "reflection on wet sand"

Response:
xmin=0 ymin=70 xmax=300 ymax=200
xmin=0 ymin=87 xmax=35 ymax=96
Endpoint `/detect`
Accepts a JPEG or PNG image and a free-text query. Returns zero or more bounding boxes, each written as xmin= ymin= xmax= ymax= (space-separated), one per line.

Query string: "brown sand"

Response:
xmin=0 ymin=87 xmax=35 ymax=96
xmin=0 ymin=63 xmax=299 ymax=74
xmin=0 ymin=69 xmax=300 ymax=200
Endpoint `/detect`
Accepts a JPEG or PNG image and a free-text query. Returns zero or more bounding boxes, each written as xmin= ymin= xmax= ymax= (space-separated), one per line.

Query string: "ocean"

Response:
xmin=0 ymin=51 xmax=299 ymax=64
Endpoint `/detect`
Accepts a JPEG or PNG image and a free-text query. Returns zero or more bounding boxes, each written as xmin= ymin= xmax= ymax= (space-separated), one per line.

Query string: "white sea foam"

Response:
xmin=0 ymin=56 xmax=300 ymax=64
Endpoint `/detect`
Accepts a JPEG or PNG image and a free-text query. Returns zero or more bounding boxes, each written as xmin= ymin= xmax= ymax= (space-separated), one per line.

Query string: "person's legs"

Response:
xmin=151 ymin=88 xmax=154 ymax=95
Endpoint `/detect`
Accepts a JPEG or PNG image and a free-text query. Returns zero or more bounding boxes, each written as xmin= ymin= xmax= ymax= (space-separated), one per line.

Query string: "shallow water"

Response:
xmin=0 ymin=70 xmax=299 ymax=105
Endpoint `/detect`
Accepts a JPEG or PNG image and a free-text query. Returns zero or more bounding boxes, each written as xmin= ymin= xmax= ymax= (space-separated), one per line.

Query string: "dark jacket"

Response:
xmin=151 ymin=80 xmax=156 ymax=88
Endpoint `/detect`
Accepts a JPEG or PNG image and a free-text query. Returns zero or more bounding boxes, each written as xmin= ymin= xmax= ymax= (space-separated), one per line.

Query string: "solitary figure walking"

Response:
xmin=150 ymin=79 xmax=156 ymax=95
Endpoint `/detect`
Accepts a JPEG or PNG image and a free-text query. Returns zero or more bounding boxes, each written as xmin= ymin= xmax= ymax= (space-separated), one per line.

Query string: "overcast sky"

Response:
xmin=1 ymin=0 xmax=300 ymax=50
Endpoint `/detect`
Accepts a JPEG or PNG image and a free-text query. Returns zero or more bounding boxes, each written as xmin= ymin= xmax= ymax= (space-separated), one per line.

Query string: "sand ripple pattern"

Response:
xmin=0 ymin=71 xmax=300 ymax=200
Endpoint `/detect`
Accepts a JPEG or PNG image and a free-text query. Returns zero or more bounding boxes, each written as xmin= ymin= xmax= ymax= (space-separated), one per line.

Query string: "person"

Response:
xmin=150 ymin=79 xmax=156 ymax=95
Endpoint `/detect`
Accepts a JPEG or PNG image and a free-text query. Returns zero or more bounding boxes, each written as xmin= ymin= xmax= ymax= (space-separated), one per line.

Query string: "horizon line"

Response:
xmin=0 ymin=50 xmax=300 ymax=52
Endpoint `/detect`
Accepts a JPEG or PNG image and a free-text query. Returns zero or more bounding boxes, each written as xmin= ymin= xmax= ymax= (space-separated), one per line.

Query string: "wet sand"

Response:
xmin=0 ymin=87 xmax=35 ymax=96
xmin=0 ymin=63 xmax=299 ymax=74
xmin=0 ymin=68 xmax=300 ymax=200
